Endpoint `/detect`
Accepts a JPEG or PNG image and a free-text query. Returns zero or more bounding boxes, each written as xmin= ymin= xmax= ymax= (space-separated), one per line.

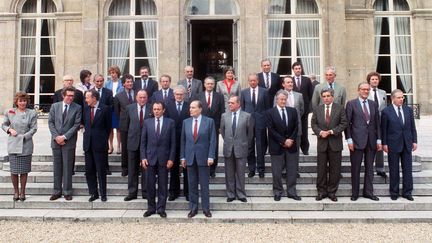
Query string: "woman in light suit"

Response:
xmin=216 ymin=66 xmax=241 ymax=112
xmin=2 ymin=92 xmax=37 ymax=201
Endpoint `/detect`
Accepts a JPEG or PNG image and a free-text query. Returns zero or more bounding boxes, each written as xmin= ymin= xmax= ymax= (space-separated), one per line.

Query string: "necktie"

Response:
xmin=281 ymin=108 xmax=287 ymax=126
xmin=177 ymin=102 xmax=182 ymax=114
xmin=325 ymin=105 xmax=330 ymax=125
xmin=363 ymin=100 xmax=370 ymax=122
xmin=398 ymin=106 xmax=404 ymax=125
xmin=140 ymin=105 xmax=144 ymax=127
xmin=90 ymin=106 xmax=94 ymax=124
xmin=374 ymin=88 xmax=378 ymax=103
xmin=252 ymin=89 xmax=256 ymax=108
xmin=265 ymin=73 xmax=270 ymax=89
xmin=296 ymin=76 xmax=301 ymax=89
xmin=187 ymin=79 xmax=192 ymax=97
xmin=156 ymin=118 xmax=160 ymax=139
xmin=62 ymin=104 xmax=68 ymax=124
xmin=232 ymin=112 xmax=237 ymax=136
xmin=142 ymin=80 xmax=147 ymax=90
xmin=207 ymin=92 xmax=211 ymax=108
xmin=128 ymin=90 xmax=133 ymax=104
xmin=287 ymin=92 xmax=292 ymax=107
xmin=193 ymin=119 xmax=198 ymax=142
xmin=329 ymin=83 xmax=333 ymax=89
xmin=163 ymin=90 xmax=167 ymax=101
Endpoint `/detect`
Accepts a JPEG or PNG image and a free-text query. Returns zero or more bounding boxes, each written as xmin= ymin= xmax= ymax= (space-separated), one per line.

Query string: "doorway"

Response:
xmin=190 ymin=20 xmax=233 ymax=82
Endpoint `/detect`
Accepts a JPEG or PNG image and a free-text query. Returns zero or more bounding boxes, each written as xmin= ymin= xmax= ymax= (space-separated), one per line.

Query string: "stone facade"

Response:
xmin=0 ymin=0 xmax=431 ymax=113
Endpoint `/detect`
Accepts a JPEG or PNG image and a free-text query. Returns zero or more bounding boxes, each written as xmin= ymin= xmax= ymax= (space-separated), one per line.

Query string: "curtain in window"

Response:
xmin=268 ymin=0 xmax=286 ymax=72
xmin=21 ymin=21 xmax=36 ymax=92
xmin=395 ymin=17 xmax=411 ymax=96
xmin=374 ymin=0 xmax=385 ymax=65
xmin=110 ymin=0 xmax=131 ymax=74
xmin=139 ymin=0 xmax=157 ymax=74
xmin=296 ymin=20 xmax=318 ymax=76
xmin=44 ymin=0 xmax=56 ymax=72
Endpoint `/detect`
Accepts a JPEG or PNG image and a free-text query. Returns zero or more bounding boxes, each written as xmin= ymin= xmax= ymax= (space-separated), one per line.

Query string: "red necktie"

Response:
xmin=90 ymin=106 xmax=94 ymax=124
xmin=325 ymin=105 xmax=330 ymax=125
xmin=207 ymin=92 xmax=211 ymax=108
xmin=193 ymin=119 xmax=198 ymax=142
xmin=363 ymin=101 xmax=370 ymax=122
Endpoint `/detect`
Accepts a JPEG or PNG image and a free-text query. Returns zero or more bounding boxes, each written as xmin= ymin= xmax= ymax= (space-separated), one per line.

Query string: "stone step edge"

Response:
xmin=0 ymin=209 xmax=432 ymax=223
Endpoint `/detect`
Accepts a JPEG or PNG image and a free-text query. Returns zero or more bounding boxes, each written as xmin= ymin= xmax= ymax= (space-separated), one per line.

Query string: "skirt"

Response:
xmin=111 ymin=110 xmax=119 ymax=129
xmin=9 ymin=154 xmax=32 ymax=174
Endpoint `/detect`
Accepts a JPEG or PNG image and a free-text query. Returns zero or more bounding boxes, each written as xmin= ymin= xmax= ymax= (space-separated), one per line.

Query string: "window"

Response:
xmin=188 ymin=0 xmax=238 ymax=16
xmin=374 ymin=0 xmax=413 ymax=103
xmin=19 ymin=0 xmax=56 ymax=109
xmin=267 ymin=0 xmax=321 ymax=79
xmin=106 ymin=0 xmax=157 ymax=79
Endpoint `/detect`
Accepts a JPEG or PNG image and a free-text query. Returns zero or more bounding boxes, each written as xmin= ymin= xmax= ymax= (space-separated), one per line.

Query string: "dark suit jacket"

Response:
xmin=197 ymin=91 xmax=225 ymax=130
xmin=258 ymin=72 xmax=280 ymax=102
xmin=293 ymin=75 xmax=314 ymax=114
xmin=240 ymin=87 xmax=270 ymax=129
xmin=345 ymin=99 xmax=381 ymax=150
xmin=53 ymin=89 xmax=84 ymax=107
xmin=125 ymin=103 xmax=152 ymax=151
xmin=165 ymin=100 xmax=190 ymax=147
xmin=114 ymin=90 xmax=136 ymax=132
xmin=266 ymin=106 xmax=298 ymax=155
xmin=311 ymin=103 xmax=348 ymax=152
xmin=83 ymin=103 xmax=111 ymax=152
xmin=92 ymin=87 xmax=113 ymax=108
xmin=133 ymin=78 xmax=158 ymax=98
xmin=381 ymin=105 xmax=417 ymax=153
xmin=48 ymin=102 xmax=82 ymax=149
xmin=140 ymin=117 xmax=176 ymax=166
xmin=150 ymin=88 xmax=175 ymax=104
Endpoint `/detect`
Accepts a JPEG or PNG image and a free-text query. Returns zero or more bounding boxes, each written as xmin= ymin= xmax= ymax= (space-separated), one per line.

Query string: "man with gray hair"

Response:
xmin=311 ymin=66 xmax=346 ymax=110
xmin=178 ymin=66 xmax=203 ymax=102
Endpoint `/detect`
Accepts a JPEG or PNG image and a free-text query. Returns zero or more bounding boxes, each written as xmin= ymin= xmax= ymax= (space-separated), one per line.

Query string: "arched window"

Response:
xmin=267 ymin=0 xmax=321 ymax=79
xmin=19 ymin=0 xmax=57 ymax=109
xmin=374 ymin=0 xmax=413 ymax=103
xmin=106 ymin=0 xmax=157 ymax=78
xmin=187 ymin=0 xmax=238 ymax=15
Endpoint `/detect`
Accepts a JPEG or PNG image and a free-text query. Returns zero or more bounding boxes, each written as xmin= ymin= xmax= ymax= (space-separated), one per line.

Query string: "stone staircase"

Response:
xmin=0 ymin=154 xmax=432 ymax=223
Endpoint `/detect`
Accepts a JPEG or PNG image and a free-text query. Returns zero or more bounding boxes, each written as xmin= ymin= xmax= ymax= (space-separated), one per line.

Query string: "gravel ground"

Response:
xmin=0 ymin=221 xmax=431 ymax=242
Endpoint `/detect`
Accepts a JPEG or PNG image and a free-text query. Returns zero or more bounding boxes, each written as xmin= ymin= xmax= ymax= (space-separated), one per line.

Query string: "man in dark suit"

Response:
xmin=48 ymin=86 xmax=82 ymax=201
xmin=240 ymin=73 xmax=270 ymax=178
xmin=178 ymin=65 xmax=203 ymax=102
xmin=114 ymin=74 xmax=136 ymax=176
xmin=133 ymin=66 xmax=158 ymax=98
xmin=165 ymin=86 xmax=190 ymax=201
xmin=267 ymin=90 xmax=300 ymax=201
xmin=196 ymin=76 xmax=225 ymax=178
xmin=83 ymin=90 xmax=111 ymax=202
xmin=311 ymin=88 xmax=348 ymax=202
xmin=292 ymin=62 xmax=314 ymax=155
xmin=141 ymin=102 xmax=176 ymax=218
xmin=382 ymin=89 xmax=418 ymax=201
xmin=181 ymin=100 xmax=217 ymax=218
xmin=123 ymin=90 xmax=152 ymax=201
xmin=92 ymin=74 xmax=113 ymax=175
xmin=52 ymin=75 xmax=84 ymax=107
xmin=150 ymin=74 xmax=175 ymax=104
xmin=257 ymin=59 xmax=280 ymax=103
xmin=345 ymin=82 xmax=381 ymax=201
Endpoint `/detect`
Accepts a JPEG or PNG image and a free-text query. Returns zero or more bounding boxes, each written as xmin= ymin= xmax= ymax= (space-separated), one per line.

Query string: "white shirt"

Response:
xmin=264 ymin=72 xmax=271 ymax=88
xmin=232 ymin=111 xmax=239 ymax=127
xmin=112 ymin=81 xmax=119 ymax=96
xmin=90 ymin=102 xmax=99 ymax=117
xmin=155 ymin=116 xmax=163 ymax=132
xmin=191 ymin=115 xmax=202 ymax=135
xmin=287 ymin=90 xmax=294 ymax=107
xmin=62 ymin=102 xmax=69 ymax=112
xmin=277 ymin=105 xmax=288 ymax=125
xmin=141 ymin=79 xmax=148 ymax=90
xmin=136 ymin=103 xmax=146 ymax=119
xmin=324 ymin=102 xmax=333 ymax=120
xmin=250 ymin=87 xmax=258 ymax=103
xmin=392 ymin=103 xmax=405 ymax=124
xmin=206 ymin=91 xmax=213 ymax=106
xmin=359 ymin=98 xmax=370 ymax=119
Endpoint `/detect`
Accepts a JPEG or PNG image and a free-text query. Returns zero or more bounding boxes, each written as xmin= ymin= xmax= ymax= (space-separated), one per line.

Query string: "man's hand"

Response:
xmin=167 ymin=160 xmax=173 ymax=169
xmin=376 ymin=144 xmax=382 ymax=151
xmin=141 ymin=159 xmax=148 ymax=169
xmin=383 ymin=145 xmax=389 ymax=153
xmin=284 ymin=139 xmax=294 ymax=148
xmin=413 ymin=143 xmax=417 ymax=152
xmin=8 ymin=128 xmax=17 ymax=137
xmin=181 ymin=159 xmax=186 ymax=168
xmin=207 ymin=160 xmax=214 ymax=166
xmin=320 ymin=131 xmax=330 ymax=138
xmin=348 ymin=143 xmax=354 ymax=152
xmin=55 ymin=136 xmax=66 ymax=145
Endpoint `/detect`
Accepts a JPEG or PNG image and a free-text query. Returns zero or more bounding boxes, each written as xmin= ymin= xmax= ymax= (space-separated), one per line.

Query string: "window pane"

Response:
xmin=395 ymin=17 xmax=410 ymax=35
xmin=395 ymin=37 xmax=411 ymax=54
xmin=108 ymin=59 xmax=130 ymax=75
xmin=296 ymin=39 xmax=319 ymax=56
xmin=375 ymin=17 xmax=389 ymax=35
xmin=21 ymin=20 xmax=36 ymax=36
xmin=296 ymin=0 xmax=318 ymax=14
xmin=268 ymin=20 xmax=290 ymax=37
xmin=296 ymin=57 xmax=320 ymax=76
xmin=189 ymin=0 xmax=209 ymax=15
xmin=21 ymin=38 xmax=36 ymax=55
xmin=135 ymin=0 xmax=157 ymax=15
xmin=373 ymin=0 xmax=388 ymax=11
xmin=215 ymin=0 xmax=237 ymax=15
xmin=41 ymin=0 xmax=56 ymax=13
xmin=274 ymin=58 xmax=292 ymax=75
xmin=396 ymin=56 xmax=412 ymax=74
xmin=378 ymin=75 xmax=392 ymax=94
xmin=40 ymin=37 xmax=55 ymax=55
xmin=20 ymin=76 xmax=34 ymax=93
xmin=376 ymin=56 xmax=391 ymax=74
xmin=296 ymin=20 xmax=319 ymax=37
xmin=268 ymin=39 xmax=291 ymax=56
xmin=397 ymin=75 xmax=412 ymax=93
xmin=39 ymin=76 xmax=55 ymax=93
xmin=393 ymin=0 xmax=410 ymax=11
xmin=40 ymin=57 xmax=55 ymax=74
xmin=376 ymin=37 xmax=390 ymax=54
xmin=108 ymin=40 xmax=130 ymax=57
xmin=268 ymin=0 xmax=290 ymax=14
xmin=20 ymin=57 xmax=35 ymax=74
xmin=135 ymin=21 xmax=157 ymax=39
xmin=109 ymin=0 xmax=131 ymax=16
xmin=108 ymin=22 xmax=130 ymax=39
xmin=22 ymin=0 xmax=37 ymax=13
xmin=41 ymin=19 xmax=56 ymax=36
xmin=135 ymin=40 xmax=157 ymax=57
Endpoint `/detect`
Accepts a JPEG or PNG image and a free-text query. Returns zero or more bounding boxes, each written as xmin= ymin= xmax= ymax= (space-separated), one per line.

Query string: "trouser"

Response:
xmin=120 ymin=130 xmax=128 ymax=173
xmin=52 ymin=147 xmax=74 ymax=196
xmin=247 ymin=127 xmax=267 ymax=173
xmin=188 ymin=158 xmax=210 ymax=212
xmin=316 ymin=150 xmax=342 ymax=196
xmin=84 ymin=149 xmax=107 ymax=197
xmin=147 ymin=164 xmax=168 ymax=212
xmin=127 ymin=149 xmax=146 ymax=197
xmin=388 ymin=147 xmax=413 ymax=197
xmin=224 ymin=151 xmax=247 ymax=199
xmin=271 ymin=150 xmax=298 ymax=197
xmin=350 ymin=144 xmax=376 ymax=197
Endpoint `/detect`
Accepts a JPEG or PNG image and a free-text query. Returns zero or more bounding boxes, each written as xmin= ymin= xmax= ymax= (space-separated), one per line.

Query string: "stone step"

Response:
xmin=0 ymin=182 xmax=431 ymax=197
xmin=1 ymin=161 xmax=423 ymax=173
xmin=0 ymin=195 xmax=431 ymax=211
xmin=1 ymin=170 xmax=432 ymax=184
xmin=0 ymin=208 xmax=432 ymax=223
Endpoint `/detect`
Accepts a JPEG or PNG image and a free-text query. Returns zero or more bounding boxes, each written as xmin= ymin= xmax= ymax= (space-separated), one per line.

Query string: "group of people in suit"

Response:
xmin=3 ymin=60 xmax=418 ymax=219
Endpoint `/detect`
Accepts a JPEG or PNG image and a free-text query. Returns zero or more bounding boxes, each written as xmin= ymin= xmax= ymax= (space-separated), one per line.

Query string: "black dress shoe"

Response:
xmin=227 ymin=197 xmax=235 ymax=202
xmin=377 ymin=171 xmax=388 ymax=178
xmin=364 ymin=195 xmax=379 ymax=201
xmin=282 ymin=172 xmax=287 ymax=179
xmin=391 ymin=196 xmax=398 ymax=200
xmin=210 ymin=172 xmax=216 ymax=178
xmin=124 ymin=195 xmax=137 ymax=201
xmin=121 ymin=170 xmax=128 ymax=177
xmin=64 ymin=195 xmax=72 ymax=201
xmin=185 ymin=195 xmax=189 ymax=201
xmin=329 ymin=195 xmax=338 ymax=202
xmin=89 ymin=194 xmax=99 ymax=202
xmin=143 ymin=210 xmax=155 ymax=217
xmin=203 ymin=211 xmax=212 ymax=218
xmin=402 ymin=195 xmax=414 ymax=201
xmin=248 ymin=171 xmax=255 ymax=178
xmin=303 ymin=151 xmax=309 ymax=155
xmin=297 ymin=173 xmax=301 ymax=178
xmin=274 ymin=195 xmax=281 ymax=201
xmin=158 ymin=211 xmax=167 ymax=218
xmin=239 ymin=198 xmax=247 ymax=203
xmin=142 ymin=194 xmax=147 ymax=199
xmin=106 ymin=170 xmax=112 ymax=175
xmin=315 ymin=194 xmax=326 ymax=201
xmin=259 ymin=172 xmax=265 ymax=178
xmin=101 ymin=196 xmax=107 ymax=202
xmin=168 ymin=195 xmax=177 ymax=201
xmin=187 ymin=210 xmax=197 ymax=218
xmin=351 ymin=196 xmax=358 ymax=201
xmin=50 ymin=194 xmax=62 ymax=201
xmin=288 ymin=195 xmax=301 ymax=201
